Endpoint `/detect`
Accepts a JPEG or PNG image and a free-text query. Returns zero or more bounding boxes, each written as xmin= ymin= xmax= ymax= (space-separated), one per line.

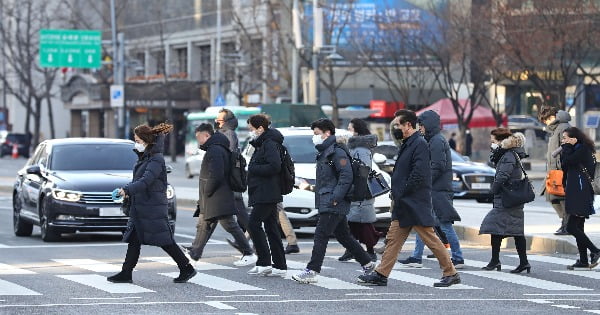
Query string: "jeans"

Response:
xmin=306 ymin=213 xmax=372 ymax=273
xmin=566 ymin=215 xmax=600 ymax=264
xmin=123 ymin=228 xmax=189 ymax=272
xmin=191 ymin=213 xmax=253 ymax=257
xmin=249 ymin=203 xmax=287 ymax=269
xmin=412 ymin=222 xmax=463 ymax=261
xmin=277 ymin=202 xmax=298 ymax=246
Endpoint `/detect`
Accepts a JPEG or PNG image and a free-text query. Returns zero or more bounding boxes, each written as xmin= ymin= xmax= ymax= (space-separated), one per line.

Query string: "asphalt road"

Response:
xmin=1 ymin=192 xmax=600 ymax=314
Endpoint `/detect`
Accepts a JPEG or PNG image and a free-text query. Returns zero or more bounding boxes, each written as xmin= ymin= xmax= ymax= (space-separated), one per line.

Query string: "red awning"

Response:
xmin=416 ymin=98 xmax=506 ymax=128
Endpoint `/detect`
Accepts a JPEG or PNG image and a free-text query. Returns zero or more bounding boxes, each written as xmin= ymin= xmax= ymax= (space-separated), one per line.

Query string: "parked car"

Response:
xmin=1 ymin=132 xmax=30 ymax=158
xmin=508 ymin=115 xmax=545 ymax=130
xmin=374 ymin=141 xmax=495 ymax=203
xmin=241 ymin=127 xmax=392 ymax=230
xmin=12 ymin=138 xmax=177 ymax=242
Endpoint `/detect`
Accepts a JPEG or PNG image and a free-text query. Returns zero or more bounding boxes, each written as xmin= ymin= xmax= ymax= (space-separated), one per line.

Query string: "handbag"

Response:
xmin=545 ymin=170 xmax=565 ymax=196
xmin=367 ymin=171 xmax=391 ymax=199
xmin=120 ymin=196 xmax=131 ymax=216
xmin=501 ymin=151 xmax=535 ymax=208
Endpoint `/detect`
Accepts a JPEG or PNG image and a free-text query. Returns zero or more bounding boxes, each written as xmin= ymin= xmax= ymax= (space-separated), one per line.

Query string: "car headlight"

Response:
xmin=166 ymin=185 xmax=175 ymax=199
xmin=51 ymin=188 xmax=81 ymax=202
xmin=452 ymin=172 xmax=461 ymax=181
xmin=294 ymin=177 xmax=315 ymax=192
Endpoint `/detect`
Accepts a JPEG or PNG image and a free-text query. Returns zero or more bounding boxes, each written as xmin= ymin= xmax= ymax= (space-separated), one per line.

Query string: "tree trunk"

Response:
xmin=327 ymin=64 xmax=339 ymax=127
xmin=46 ymin=95 xmax=55 ymax=139
xmin=33 ymin=98 xmax=42 ymax=148
xmin=25 ymin=98 xmax=32 ymax=134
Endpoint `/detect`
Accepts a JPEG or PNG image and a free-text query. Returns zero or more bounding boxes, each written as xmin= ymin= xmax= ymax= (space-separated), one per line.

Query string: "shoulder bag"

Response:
xmin=501 ymin=151 xmax=536 ymax=208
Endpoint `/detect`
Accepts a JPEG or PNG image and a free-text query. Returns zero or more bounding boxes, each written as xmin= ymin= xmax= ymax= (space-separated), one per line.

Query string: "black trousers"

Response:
xmin=234 ymin=193 xmax=250 ymax=232
xmin=248 ymin=203 xmax=287 ymax=269
xmin=307 ymin=213 xmax=372 ymax=273
xmin=490 ymin=234 xmax=528 ymax=265
xmin=122 ymin=229 xmax=189 ymax=272
xmin=566 ymin=215 xmax=600 ymax=264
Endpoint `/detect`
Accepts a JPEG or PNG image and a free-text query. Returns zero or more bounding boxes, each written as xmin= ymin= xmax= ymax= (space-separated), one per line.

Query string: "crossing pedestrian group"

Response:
xmin=107 ymin=106 xmax=599 ymax=288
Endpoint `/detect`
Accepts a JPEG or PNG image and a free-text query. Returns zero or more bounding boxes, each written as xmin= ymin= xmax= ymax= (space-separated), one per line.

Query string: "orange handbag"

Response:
xmin=545 ymin=170 xmax=565 ymax=196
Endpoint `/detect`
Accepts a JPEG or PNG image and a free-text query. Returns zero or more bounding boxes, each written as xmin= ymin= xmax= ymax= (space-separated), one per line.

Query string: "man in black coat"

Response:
xmin=358 ymin=110 xmax=460 ymax=287
xmin=185 ymin=123 xmax=256 ymax=266
xmin=292 ymin=119 xmax=375 ymax=284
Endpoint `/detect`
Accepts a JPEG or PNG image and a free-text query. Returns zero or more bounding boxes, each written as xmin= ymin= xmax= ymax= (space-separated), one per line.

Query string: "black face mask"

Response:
xmin=214 ymin=121 xmax=221 ymax=130
xmin=392 ymin=128 xmax=404 ymax=140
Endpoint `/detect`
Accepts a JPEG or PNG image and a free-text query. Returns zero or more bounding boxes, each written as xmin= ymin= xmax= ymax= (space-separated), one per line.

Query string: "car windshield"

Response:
xmin=7 ymin=134 xmax=27 ymax=143
xmin=450 ymin=149 xmax=467 ymax=162
xmin=50 ymin=144 xmax=138 ymax=171
xmin=283 ymin=135 xmax=318 ymax=163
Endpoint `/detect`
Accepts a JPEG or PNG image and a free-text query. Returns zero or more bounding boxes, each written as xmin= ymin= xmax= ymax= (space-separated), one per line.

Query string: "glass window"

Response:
xmin=283 ymin=135 xmax=318 ymax=163
xmin=50 ymin=144 xmax=138 ymax=171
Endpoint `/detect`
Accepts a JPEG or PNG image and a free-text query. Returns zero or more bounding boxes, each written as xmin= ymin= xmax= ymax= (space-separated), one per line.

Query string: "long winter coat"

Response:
xmin=315 ymin=135 xmax=353 ymax=215
xmin=347 ymin=134 xmax=377 ymax=223
xmin=479 ymin=133 xmax=527 ymax=236
xmin=419 ymin=110 xmax=461 ymax=224
xmin=122 ymin=134 xmax=174 ymax=246
xmin=247 ymin=128 xmax=283 ymax=206
xmin=198 ymin=132 xmax=236 ymax=221
xmin=561 ymin=143 xmax=595 ymax=217
xmin=391 ymin=131 xmax=435 ymax=227
xmin=544 ymin=110 xmax=571 ymax=201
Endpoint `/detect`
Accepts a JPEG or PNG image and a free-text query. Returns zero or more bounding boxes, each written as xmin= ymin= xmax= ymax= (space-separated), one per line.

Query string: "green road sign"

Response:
xmin=39 ymin=29 xmax=102 ymax=69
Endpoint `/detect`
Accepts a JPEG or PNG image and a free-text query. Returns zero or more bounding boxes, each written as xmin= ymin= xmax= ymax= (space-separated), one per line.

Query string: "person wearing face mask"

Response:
xmin=292 ymin=118 xmax=376 ymax=284
xmin=539 ymin=105 xmax=572 ymax=235
xmin=108 ymin=123 xmax=197 ymax=284
xmin=183 ymin=123 xmax=257 ymax=266
xmin=245 ymin=114 xmax=288 ymax=277
xmin=479 ymin=128 xmax=531 ymax=273
xmin=358 ymin=110 xmax=460 ymax=287
xmin=558 ymin=127 xmax=600 ymax=270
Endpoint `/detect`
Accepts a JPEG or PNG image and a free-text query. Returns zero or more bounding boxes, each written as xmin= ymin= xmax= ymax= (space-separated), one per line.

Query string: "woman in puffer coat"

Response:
xmin=337 ymin=118 xmax=381 ymax=263
xmin=558 ymin=127 xmax=600 ymax=270
xmin=479 ymin=128 xmax=530 ymax=274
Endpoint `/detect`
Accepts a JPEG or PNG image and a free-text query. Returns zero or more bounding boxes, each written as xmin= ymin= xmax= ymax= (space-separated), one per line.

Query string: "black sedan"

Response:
xmin=12 ymin=138 xmax=177 ymax=242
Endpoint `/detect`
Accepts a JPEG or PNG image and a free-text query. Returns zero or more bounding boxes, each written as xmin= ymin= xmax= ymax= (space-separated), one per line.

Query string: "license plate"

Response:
xmin=99 ymin=207 xmax=124 ymax=216
xmin=471 ymin=183 xmax=490 ymax=190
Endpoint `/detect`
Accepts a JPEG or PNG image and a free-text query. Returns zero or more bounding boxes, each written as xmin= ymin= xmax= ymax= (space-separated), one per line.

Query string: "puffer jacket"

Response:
xmin=315 ymin=135 xmax=353 ymax=215
xmin=479 ymin=133 xmax=527 ymax=236
xmin=347 ymin=134 xmax=377 ymax=223
xmin=247 ymin=128 xmax=283 ymax=206
xmin=561 ymin=143 xmax=595 ymax=217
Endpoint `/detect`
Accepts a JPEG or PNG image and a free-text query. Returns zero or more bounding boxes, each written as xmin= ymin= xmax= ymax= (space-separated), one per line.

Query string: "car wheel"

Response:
xmin=13 ymin=192 xmax=33 ymax=236
xmin=185 ymin=164 xmax=193 ymax=179
xmin=40 ymin=198 xmax=60 ymax=242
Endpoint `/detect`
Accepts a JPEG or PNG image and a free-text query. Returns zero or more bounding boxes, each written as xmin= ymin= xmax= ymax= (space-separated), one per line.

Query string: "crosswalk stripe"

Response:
xmin=287 ymin=270 xmax=371 ymax=290
xmin=0 ymin=279 xmax=41 ymax=295
xmin=461 ymin=271 xmax=592 ymax=291
xmin=291 ymin=259 xmax=332 ymax=270
xmin=160 ymin=272 xmax=265 ymax=291
xmin=551 ymin=270 xmax=600 ymax=280
xmin=52 ymin=259 xmax=121 ymax=273
xmin=507 ymin=255 xmax=574 ymax=266
xmin=0 ymin=263 xmax=36 ymax=275
xmin=57 ymin=275 xmax=154 ymax=294
xmin=425 ymin=257 xmax=517 ymax=270
xmin=388 ymin=270 xmax=482 ymax=289
xmin=145 ymin=257 xmax=235 ymax=270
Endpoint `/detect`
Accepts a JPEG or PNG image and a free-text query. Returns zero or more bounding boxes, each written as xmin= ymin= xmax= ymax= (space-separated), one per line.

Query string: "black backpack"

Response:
xmin=278 ymin=144 xmax=295 ymax=195
xmin=328 ymin=144 xmax=371 ymax=202
xmin=229 ymin=150 xmax=248 ymax=192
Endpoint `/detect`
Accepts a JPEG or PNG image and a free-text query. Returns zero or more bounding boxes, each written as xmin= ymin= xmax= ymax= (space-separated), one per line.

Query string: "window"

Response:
xmin=199 ymin=45 xmax=211 ymax=82
xmin=50 ymin=144 xmax=138 ymax=171
xmin=176 ymin=48 xmax=188 ymax=74
xmin=154 ymin=51 xmax=166 ymax=75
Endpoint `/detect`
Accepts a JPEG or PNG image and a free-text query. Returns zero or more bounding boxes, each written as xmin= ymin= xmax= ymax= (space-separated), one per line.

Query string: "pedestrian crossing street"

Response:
xmin=0 ymin=254 xmax=599 ymax=296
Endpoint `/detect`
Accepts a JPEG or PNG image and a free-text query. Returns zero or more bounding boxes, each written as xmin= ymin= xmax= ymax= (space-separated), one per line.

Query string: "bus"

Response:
xmin=184 ymin=106 xmax=260 ymax=178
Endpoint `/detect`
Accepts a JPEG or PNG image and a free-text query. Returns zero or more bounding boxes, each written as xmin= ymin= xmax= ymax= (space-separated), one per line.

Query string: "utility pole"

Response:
xmin=215 ymin=0 xmax=222 ymax=104
xmin=312 ymin=0 xmax=323 ymax=106
xmin=292 ymin=0 xmax=302 ymax=104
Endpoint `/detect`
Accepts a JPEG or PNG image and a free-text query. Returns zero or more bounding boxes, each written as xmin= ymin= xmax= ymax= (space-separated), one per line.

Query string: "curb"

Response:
xmin=453 ymin=224 xmax=579 ymax=255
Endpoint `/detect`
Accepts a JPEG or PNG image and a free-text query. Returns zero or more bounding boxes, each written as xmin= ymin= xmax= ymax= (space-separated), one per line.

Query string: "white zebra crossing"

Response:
xmin=461 ymin=271 xmax=592 ymax=291
xmin=0 ymin=279 xmax=41 ymax=295
xmin=388 ymin=270 xmax=482 ymax=289
xmin=507 ymin=254 xmax=574 ymax=266
xmin=52 ymin=259 xmax=121 ymax=273
xmin=286 ymin=270 xmax=370 ymax=290
xmin=160 ymin=272 xmax=265 ymax=291
xmin=0 ymin=263 xmax=36 ymax=275
xmin=56 ymin=274 xmax=154 ymax=294
xmin=145 ymin=257 xmax=235 ymax=270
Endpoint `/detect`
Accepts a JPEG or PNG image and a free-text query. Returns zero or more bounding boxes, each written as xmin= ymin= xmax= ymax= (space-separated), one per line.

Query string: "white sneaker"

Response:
xmin=247 ymin=265 xmax=272 ymax=275
xmin=234 ymin=254 xmax=258 ymax=267
xmin=267 ymin=268 xmax=287 ymax=277
xmin=292 ymin=268 xmax=318 ymax=283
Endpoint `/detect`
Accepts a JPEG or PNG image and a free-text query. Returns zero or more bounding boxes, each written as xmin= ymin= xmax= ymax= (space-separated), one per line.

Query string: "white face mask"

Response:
xmin=312 ymin=134 xmax=325 ymax=146
xmin=249 ymin=131 xmax=258 ymax=140
xmin=134 ymin=142 xmax=146 ymax=152
xmin=490 ymin=143 xmax=499 ymax=150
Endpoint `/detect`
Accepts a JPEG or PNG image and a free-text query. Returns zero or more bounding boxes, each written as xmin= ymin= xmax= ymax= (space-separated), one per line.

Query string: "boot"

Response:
xmin=173 ymin=264 xmax=197 ymax=283
xmin=107 ymin=270 xmax=132 ymax=283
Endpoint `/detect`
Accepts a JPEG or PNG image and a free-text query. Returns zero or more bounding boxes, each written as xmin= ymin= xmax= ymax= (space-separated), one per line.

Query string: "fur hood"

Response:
xmin=348 ymin=134 xmax=377 ymax=150
xmin=500 ymin=132 xmax=525 ymax=149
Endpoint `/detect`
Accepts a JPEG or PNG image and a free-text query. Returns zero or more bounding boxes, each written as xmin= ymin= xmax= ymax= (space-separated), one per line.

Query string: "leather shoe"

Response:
xmin=174 ymin=264 xmax=197 ymax=283
xmin=107 ymin=271 xmax=132 ymax=283
xmin=285 ymin=244 xmax=300 ymax=254
xmin=433 ymin=273 xmax=461 ymax=287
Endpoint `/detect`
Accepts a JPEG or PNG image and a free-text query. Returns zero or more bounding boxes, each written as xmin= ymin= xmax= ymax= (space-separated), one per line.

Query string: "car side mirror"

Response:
xmin=166 ymin=165 xmax=174 ymax=174
xmin=462 ymin=156 xmax=471 ymax=162
xmin=26 ymin=165 xmax=42 ymax=175
xmin=373 ymin=153 xmax=387 ymax=164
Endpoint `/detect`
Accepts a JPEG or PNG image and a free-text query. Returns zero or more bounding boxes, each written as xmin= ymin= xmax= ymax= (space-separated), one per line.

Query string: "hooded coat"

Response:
xmin=561 ymin=143 xmax=595 ymax=217
xmin=479 ymin=133 xmax=528 ymax=236
xmin=218 ymin=118 xmax=239 ymax=153
xmin=122 ymin=134 xmax=174 ymax=246
xmin=391 ymin=131 xmax=436 ymax=227
xmin=247 ymin=128 xmax=284 ymax=206
xmin=198 ymin=132 xmax=236 ymax=221
xmin=419 ymin=110 xmax=461 ymax=223
xmin=347 ymin=134 xmax=378 ymax=223
xmin=544 ymin=110 xmax=571 ymax=201
xmin=314 ymin=135 xmax=354 ymax=215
